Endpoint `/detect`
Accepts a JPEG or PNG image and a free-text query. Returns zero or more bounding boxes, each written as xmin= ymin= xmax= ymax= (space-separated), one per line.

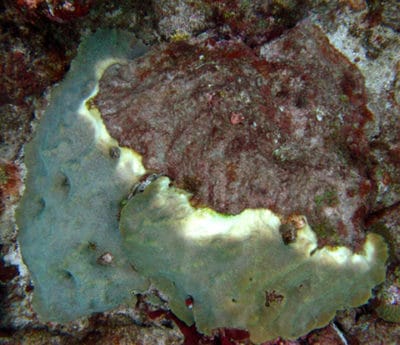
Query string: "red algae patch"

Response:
xmin=95 ymin=22 xmax=374 ymax=247
xmin=0 ymin=161 xmax=21 ymax=215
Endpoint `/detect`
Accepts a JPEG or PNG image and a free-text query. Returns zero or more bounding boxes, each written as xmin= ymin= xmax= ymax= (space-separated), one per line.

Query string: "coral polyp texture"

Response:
xmin=16 ymin=29 xmax=388 ymax=343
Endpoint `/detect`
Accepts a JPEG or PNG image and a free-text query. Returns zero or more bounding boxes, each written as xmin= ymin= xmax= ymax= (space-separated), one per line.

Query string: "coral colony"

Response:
xmin=16 ymin=30 xmax=387 ymax=343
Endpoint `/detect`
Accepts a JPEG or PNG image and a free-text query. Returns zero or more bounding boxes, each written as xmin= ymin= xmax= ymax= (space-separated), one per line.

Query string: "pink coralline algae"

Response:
xmin=95 ymin=22 xmax=375 ymax=248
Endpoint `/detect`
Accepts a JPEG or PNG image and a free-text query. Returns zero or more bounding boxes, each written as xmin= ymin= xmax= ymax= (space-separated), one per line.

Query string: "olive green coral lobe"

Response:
xmin=120 ymin=177 xmax=388 ymax=343
xmin=16 ymin=30 xmax=149 ymax=322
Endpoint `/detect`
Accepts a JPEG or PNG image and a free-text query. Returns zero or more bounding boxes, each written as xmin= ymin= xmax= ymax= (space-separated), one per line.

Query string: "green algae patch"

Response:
xmin=120 ymin=176 xmax=388 ymax=343
xmin=16 ymin=30 xmax=149 ymax=322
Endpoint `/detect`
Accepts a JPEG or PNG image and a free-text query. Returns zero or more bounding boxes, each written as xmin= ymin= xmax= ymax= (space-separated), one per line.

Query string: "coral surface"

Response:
xmin=16 ymin=30 xmax=149 ymax=322
xmin=120 ymin=176 xmax=387 ymax=342
xmin=2 ymin=1 xmax=400 ymax=344
xmin=16 ymin=28 xmax=388 ymax=344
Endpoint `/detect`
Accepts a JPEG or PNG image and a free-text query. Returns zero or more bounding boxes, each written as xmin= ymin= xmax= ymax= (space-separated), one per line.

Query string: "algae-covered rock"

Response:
xmin=16 ymin=30 xmax=149 ymax=322
xmin=120 ymin=176 xmax=388 ymax=343
xmin=94 ymin=23 xmax=375 ymax=250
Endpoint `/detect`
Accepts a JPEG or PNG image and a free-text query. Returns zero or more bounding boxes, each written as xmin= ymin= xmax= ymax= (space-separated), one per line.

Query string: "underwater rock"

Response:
xmin=0 ymin=161 xmax=21 ymax=215
xmin=376 ymin=283 xmax=400 ymax=323
xmin=95 ymin=22 xmax=374 ymax=248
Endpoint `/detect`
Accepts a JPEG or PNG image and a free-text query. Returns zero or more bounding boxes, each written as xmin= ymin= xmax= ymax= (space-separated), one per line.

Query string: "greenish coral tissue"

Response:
xmin=16 ymin=29 xmax=387 ymax=343
xmin=120 ymin=176 xmax=388 ymax=342
xmin=16 ymin=30 xmax=149 ymax=321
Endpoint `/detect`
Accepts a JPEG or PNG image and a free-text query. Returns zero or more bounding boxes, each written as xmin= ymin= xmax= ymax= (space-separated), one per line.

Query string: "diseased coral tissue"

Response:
xmin=1 ymin=1 xmax=400 ymax=344
xmin=14 ymin=27 xmax=388 ymax=344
